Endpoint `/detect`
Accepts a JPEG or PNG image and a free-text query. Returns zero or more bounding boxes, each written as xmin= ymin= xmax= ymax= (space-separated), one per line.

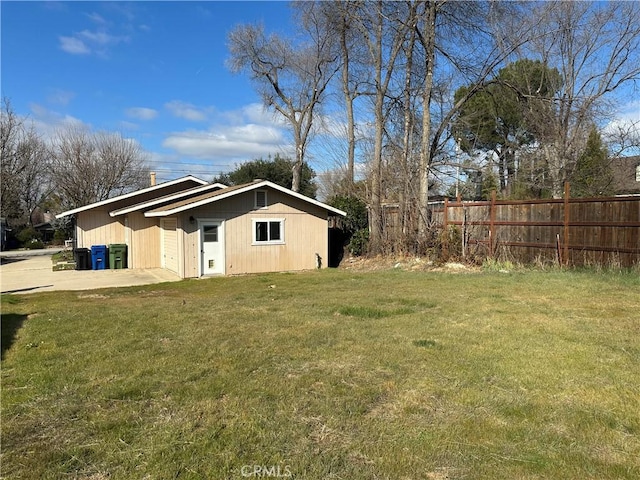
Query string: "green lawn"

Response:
xmin=1 ymin=269 xmax=639 ymax=479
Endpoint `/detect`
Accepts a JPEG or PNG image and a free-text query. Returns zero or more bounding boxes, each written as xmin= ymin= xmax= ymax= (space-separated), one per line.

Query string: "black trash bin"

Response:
xmin=74 ymin=248 xmax=91 ymax=270
xmin=109 ymin=244 xmax=127 ymax=269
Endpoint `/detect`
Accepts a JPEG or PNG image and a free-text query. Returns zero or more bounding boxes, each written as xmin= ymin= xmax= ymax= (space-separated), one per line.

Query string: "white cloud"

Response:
xmin=47 ymin=89 xmax=75 ymax=106
xmin=59 ymin=36 xmax=90 ymax=55
xmin=604 ymin=100 xmax=640 ymax=135
xmin=125 ymin=107 xmax=158 ymax=121
xmin=162 ymin=124 xmax=291 ymax=160
xmin=78 ymin=29 xmax=128 ymax=46
xmin=119 ymin=120 xmax=140 ymax=131
xmin=59 ymin=11 xmax=130 ymax=57
xmin=241 ymin=103 xmax=286 ymax=126
xmin=165 ymin=101 xmax=209 ymax=122
xmin=26 ymin=103 xmax=89 ymax=140
xmin=86 ymin=12 xmax=107 ymax=25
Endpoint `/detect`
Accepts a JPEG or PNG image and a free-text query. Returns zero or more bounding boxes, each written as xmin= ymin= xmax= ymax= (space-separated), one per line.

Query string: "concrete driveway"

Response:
xmin=0 ymin=251 xmax=181 ymax=294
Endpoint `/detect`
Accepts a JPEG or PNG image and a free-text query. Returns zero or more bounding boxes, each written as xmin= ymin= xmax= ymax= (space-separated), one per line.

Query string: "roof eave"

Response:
xmin=145 ymin=180 xmax=346 ymax=217
xmin=108 ymin=182 xmax=227 ymax=217
xmin=55 ymin=175 xmax=208 ymax=219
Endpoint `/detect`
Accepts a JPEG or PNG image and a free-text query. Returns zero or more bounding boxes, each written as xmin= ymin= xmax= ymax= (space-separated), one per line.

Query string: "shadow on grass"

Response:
xmin=1 ymin=313 xmax=28 ymax=360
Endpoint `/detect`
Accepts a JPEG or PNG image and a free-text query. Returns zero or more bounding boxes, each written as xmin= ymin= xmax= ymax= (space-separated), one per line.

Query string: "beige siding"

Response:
xmin=126 ymin=213 xmax=161 ymax=268
xmin=161 ymin=218 xmax=179 ymax=273
xmin=179 ymin=188 xmax=329 ymax=277
xmin=77 ymin=208 xmax=125 ymax=248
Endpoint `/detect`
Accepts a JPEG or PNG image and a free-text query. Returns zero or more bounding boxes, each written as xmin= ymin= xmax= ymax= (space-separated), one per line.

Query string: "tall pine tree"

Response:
xmin=571 ymin=128 xmax=613 ymax=198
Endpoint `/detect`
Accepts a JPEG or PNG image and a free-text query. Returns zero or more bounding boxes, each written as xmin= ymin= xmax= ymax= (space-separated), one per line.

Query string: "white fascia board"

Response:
xmin=109 ymin=183 xmax=227 ymax=217
xmin=145 ymin=182 xmax=265 ymax=217
xmin=145 ymin=181 xmax=346 ymax=217
xmin=56 ymin=175 xmax=208 ymax=219
xmin=260 ymin=181 xmax=347 ymax=216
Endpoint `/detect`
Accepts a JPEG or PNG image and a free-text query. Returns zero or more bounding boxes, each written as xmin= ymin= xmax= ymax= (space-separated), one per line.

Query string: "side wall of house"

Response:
xmin=179 ymin=189 xmax=329 ymax=278
xmin=76 ymin=208 xmax=125 ymax=248
xmin=126 ymin=212 xmax=161 ymax=268
xmin=76 ymin=210 xmax=161 ymax=268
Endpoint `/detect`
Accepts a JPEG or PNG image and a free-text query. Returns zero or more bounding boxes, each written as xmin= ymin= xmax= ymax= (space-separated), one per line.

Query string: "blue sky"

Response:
xmin=2 ymin=1 xmax=639 ymax=187
xmin=1 ymin=1 xmax=301 ymax=183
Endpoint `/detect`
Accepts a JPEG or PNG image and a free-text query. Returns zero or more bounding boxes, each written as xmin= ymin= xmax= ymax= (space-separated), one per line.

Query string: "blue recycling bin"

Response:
xmin=91 ymin=245 xmax=109 ymax=270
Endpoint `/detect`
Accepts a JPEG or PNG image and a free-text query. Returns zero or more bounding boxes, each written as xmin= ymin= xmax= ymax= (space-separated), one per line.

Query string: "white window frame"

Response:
xmin=252 ymin=218 xmax=285 ymax=245
xmin=255 ymin=190 xmax=268 ymax=209
xmin=635 ymin=164 xmax=640 ymax=183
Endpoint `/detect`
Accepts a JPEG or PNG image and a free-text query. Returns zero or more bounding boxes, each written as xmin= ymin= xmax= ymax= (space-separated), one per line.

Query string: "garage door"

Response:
xmin=161 ymin=218 xmax=179 ymax=274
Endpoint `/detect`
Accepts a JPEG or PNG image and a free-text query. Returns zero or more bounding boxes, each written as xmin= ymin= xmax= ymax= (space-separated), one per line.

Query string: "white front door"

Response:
xmin=200 ymin=220 xmax=224 ymax=275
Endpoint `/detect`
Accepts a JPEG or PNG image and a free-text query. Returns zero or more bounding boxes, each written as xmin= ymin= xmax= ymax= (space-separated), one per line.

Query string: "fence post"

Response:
xmin=563 ymin=182 xmax=570 ymax=266
xmin=489 ymin=190 xmax=496 ymax=257
xmin=443 ymin=197 xmax=449 ymax=231
xmin=443 ymin=197 xmax=449 ymax=259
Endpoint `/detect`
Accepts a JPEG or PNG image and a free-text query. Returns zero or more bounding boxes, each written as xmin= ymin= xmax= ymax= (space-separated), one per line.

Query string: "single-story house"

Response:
xmin=56 ymin=176 xmax=346 ymax=277
xmin=33 ymin=221 xmax=55 ymax=242
xmin=611 ymin=155 xmax=640 ymax=195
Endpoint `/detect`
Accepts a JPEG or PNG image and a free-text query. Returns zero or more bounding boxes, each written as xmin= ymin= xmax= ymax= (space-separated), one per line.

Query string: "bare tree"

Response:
xmin=227 ymin=6 xmax=339 ymax=193
xmin=605 ymin=119 xmax=640 ymax=158
xmin=414 ymin=0 xmax=531 ymax=232
xmin=317 ymin=0 xmax=371 ymax=188
xmin=1 ymin=98 xmax=24 ymax=221
xmin=349 ymin=1 xmax=408 ymax=254
xmin=521 ymin=1 xmax=640 ymax=198
xmin=50 ymin=126 xmax=149 ymax=209
xmin=1 ymin=98 xmax=51 ymax=226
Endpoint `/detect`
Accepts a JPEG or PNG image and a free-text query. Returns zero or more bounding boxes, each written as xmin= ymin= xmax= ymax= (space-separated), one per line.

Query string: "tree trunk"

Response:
xmin=401 ymin=9 xmax=417 ymax=240
xmin=368 ymin=1 xmax=384 ymax=254
xmin=291 ymin=143 xmax=304 ymax=193
xmin=544 ymin=144 xmax=564 ymax=199
xmin=339 ymin=8 xmax=357 ymax=188
xmin=418 ymin=1 xmax=437 ymax=235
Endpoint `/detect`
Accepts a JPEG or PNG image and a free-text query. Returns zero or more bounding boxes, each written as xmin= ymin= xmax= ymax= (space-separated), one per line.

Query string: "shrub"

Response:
xmin=25 ymin=240 xmax=45 ymax=250
xmin=328 ymin=195 xmax=369 ymax=257
xmin=328 ymin=195 xmax=368 ymax=234
xmin=437 ymin=226 xmax=462 ymax=262
xmin=16 ymin=227 xmax=42 ymax=247
xmin=53 ymin=229 xmax=68 ymax=245
xmin=348 ymin=228 xmax=369 ymax=256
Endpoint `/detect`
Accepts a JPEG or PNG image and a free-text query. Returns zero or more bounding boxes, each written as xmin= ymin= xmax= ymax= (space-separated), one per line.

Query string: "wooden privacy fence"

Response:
xmin=431 ymin=184 xmax=640 ymax=267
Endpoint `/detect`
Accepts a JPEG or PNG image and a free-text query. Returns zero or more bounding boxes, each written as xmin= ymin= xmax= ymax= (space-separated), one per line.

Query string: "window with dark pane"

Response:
xmin=255 ymin=221 xmax=268 ymax=242
xmin=269 ymin=221 xmax=281 ymax=241
xmin=203 ymin=225 xmax=218 ymax=242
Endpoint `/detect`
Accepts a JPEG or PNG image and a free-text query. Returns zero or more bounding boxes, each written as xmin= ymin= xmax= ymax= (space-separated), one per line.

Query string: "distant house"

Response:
xmin=33 ymin=222 xmax=55 ymax=242
xmin=56 ymin=176 xmax=346 ymax=277
xmin=611 ymin=155 xmax=640 ymax=195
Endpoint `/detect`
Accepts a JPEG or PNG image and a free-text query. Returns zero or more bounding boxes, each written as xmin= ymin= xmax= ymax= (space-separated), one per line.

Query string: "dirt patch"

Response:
xmin=339 ymin=255 xmax=479 ymax=273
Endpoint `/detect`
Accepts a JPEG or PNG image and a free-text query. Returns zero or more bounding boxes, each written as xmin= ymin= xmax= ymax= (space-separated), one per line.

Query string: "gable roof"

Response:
xmin=144 ymin=180 xmax=347 ymax=217
xmin=56 ymin=176 xmax=208 ymax=219
xmin=611 ymin=155 xmax=640 ymax=194
xmin=109 ymin=182 xmax=227 ymax=217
